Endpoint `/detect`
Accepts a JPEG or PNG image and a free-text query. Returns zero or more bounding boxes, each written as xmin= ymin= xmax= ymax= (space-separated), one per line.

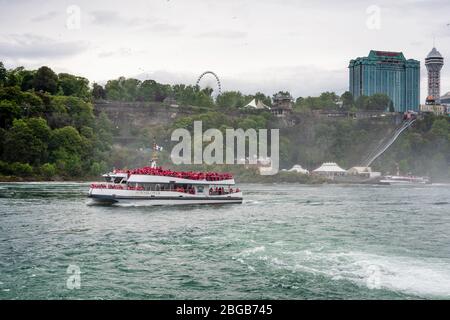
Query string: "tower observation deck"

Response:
xmin=425 ymin=47 xmax=444 ymax=104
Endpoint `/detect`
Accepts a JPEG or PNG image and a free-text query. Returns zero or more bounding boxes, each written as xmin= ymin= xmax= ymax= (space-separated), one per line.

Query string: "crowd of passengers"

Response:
xmin=209 ymin=187 xmax=240 ymax=195
xmin=90 ymin=184 xmax=240 ymax=194
xmin=113 ymin=167 xmax=233 ymax=181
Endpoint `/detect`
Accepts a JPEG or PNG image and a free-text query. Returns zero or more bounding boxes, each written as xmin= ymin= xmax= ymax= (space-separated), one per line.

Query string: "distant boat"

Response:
xmin=379 ymin=175 xmax=431 ymax=185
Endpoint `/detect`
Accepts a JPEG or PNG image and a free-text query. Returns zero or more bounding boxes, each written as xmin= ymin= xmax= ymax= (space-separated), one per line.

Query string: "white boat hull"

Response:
xmin=379 ymin=175 xmax=430 ymax=185
xmin=88 ymin=188 xmax=243 ymax=206
xmin=379 ymin=180 xmax=428 ymax=185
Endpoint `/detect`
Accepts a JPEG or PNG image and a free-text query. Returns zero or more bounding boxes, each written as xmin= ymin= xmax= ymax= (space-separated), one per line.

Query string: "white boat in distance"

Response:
xmin=379 ymin=175 xmax=431 ymax=185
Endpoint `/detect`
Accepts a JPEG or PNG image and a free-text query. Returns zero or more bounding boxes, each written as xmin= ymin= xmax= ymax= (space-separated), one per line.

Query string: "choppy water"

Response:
xmin=0 ymin=182 xmax=449 ymax=299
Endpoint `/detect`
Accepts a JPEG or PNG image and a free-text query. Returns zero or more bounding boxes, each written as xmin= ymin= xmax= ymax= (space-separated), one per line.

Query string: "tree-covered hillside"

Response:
xmin=0 ymin=62 xmax=113 ymax=180
xmin=1 ymin=62 xmax=449 ymax=182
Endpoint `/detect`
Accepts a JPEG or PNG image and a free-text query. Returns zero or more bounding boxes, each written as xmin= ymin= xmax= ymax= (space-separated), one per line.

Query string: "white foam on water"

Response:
xmin=238 ymin=246 xmax=266 ymax=257
xmin=137 ymin=243 xmax=154 ymax=250
xmin=293 ymin=250 xmax=450 ymax=298
xmin=234 ymin=244 xmax=450 ymax=297
xmin=113 ymin=203 xmax=141 ymax=208
xmin=245 ymin=200 xmax=260 ymax=205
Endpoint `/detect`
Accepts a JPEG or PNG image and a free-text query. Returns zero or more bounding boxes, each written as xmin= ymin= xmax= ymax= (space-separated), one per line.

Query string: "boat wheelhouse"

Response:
xmin=88 ymin=166 xmax=243 ymax=205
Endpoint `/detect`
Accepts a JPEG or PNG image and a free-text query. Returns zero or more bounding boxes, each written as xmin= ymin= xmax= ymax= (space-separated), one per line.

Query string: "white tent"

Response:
xmin=347 ymin=166 xmax=371 ymax=174
xmin=288 ymin=164 xmax=309 ymax=174
xmin=348 ymin=166 xmax=381 ymax=178
xmin=243 ymin=99 xmax=271 ymax=110
xmin=313 ymin=162 xmax=346 ymax=177
xmin=244 ymin=98 xmax=258 ymax=108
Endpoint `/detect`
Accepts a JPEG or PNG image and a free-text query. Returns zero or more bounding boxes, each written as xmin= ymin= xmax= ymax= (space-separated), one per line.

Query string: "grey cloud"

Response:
xmin=31 ymin=11 xmax=59 ymax=22
xmin=98 ymin=47 xmax=147 ymax=58
xmin=196 ymin=30 xmax=247 ymax=39
xmin=90 ymin=10 xmax=183 ymax=35
xmin=90 ymin=10 xmax=150 ymax=27
xmin=98 ymin=49 xmax=131 ymax=58
xmin=0 ymin=34 xmax=88 ymax=59
xmin=146 ymin=23 xmax=183 ymax=35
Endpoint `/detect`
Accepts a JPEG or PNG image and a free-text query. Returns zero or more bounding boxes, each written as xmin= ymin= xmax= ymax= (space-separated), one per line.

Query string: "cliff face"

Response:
xmin=94 ymin=100 xmax=399 ymax=168
xmin=95 ymin=101 xmax=400 ymax=137
xmin=93 ymin=101 xmax=450 ymax=180
xmin=94 ymin=101 xmax=192 ymax=143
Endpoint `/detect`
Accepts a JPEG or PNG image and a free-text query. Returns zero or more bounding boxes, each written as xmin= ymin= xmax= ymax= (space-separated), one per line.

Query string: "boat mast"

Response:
xmin=151 ymin=138 xmax=159 ymax=168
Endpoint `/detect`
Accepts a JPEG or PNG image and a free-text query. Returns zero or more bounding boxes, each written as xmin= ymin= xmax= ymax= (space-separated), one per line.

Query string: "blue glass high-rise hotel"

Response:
xmin=349 ymin=51 xmax=420 ymax=112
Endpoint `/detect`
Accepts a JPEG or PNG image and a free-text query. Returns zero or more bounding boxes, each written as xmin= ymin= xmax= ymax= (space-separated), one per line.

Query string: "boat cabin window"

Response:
xmin=104 ymin=176 xmax=112 ymax=183
xmin=114 ymin=177 xmax=123 ymax=184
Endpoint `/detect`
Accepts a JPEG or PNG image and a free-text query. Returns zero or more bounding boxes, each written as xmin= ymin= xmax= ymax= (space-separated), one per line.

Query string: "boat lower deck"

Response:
xmin=88 ymin=188 xmax=243 ymax=205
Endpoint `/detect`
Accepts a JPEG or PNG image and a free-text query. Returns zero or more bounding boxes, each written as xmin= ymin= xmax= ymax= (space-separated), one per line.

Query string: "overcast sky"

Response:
xmin=1 ymin=0 xmax=449 ymax=99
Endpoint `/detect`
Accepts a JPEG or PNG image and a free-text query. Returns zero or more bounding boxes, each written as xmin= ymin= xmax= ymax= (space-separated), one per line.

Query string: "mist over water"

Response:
xmin=0 ymin=182 xmax=449 ymax=299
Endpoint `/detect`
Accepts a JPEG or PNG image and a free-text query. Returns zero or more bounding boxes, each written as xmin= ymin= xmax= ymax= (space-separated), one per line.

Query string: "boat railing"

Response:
xmin=90 ymin=183 xmax=129 ymax=190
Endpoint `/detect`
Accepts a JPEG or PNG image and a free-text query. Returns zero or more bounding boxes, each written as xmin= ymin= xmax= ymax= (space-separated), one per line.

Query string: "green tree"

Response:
xmin=341 ymin=91 xmax=354 ymax=110
xmin=254 ymin=92 xmax=272 ymax=107
xmin=367 ymin=93 xmax=391 ymax=111
xmin=138 ymin=80 xmax=171 ymax=102
xmin=90 ymin=161 xmax=107 ymax=176
xmin=0 ymin=100 xmax=21 ymax=128
xmin=34 ymin=66 xmax=59 ymax=94
xmin=40 ymin=163 xmax=57 ymax=179
xmin=92 ymin=83 xmax=106 ymax=100
xmin=2 ymin=119 xmax=47 ymax=165
xmin=26 ymin=117 xmax=51 ymax=142
xmin=0 ymin=62 xmax=7 ymax=86
xmin=20 ymin=70 xmax=35 ymax=91
xmin=430 ymin=118 xmax=449 ymax=138
xmin=237 ymin=118 xmax=258 ymax=130
xmin=58 ymin=73 xmax=90 ymax=99
xmin=0 ymin=86 xmax=24 ymax=104
xmin=49 ymin=96 xmax=94 ymax=129
xmin=216 ymin=91 xmax=245 ymax=108
xmin=105 ymin=77 xmax=141 ymax=101
xmin=5 ymin=67 xmax=23 ymax=87
xmin=50 ymin=126 xmax=84 ymax=156
xmin=9 ymin=162 xmax=33 ymax=177
xmin=355 ymin=95 xmax=369 ymax=110
xmin=65 ymin=154 xmax=83 ymax=176
xmin=172 ymin=84 xmax=214 ymax=108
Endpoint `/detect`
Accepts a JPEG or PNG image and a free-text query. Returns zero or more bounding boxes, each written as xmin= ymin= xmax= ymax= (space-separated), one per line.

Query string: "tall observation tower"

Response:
xmin=425 ymin=47 xmax=444 ymax=103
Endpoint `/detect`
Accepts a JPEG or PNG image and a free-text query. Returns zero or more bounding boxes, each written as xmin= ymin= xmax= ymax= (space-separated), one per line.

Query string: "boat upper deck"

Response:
xmin=104 ymin=166 xmax=236 ymax=185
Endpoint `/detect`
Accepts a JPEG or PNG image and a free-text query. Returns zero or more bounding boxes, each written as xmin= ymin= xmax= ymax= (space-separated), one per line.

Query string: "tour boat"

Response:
xmin=88 ymin=161 xmax=243 ymax=206
xmin=379 ymin=175 xmax=431 ymax=185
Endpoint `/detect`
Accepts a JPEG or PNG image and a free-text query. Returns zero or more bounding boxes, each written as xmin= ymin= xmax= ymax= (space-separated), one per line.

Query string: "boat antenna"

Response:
xmin=151 ymin=137 xmax=159 ymax=168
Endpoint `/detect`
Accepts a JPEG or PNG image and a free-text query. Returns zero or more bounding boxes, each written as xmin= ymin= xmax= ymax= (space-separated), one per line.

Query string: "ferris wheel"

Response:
xmin=196 ymin=71 xmax=222 ymax=95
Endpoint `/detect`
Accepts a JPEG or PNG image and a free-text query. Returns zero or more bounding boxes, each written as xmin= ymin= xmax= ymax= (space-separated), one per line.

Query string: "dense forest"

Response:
xmin=0 ymin=63 xmax=114 ymax=179
xmin=1 ymin=62 xmax=449 ymax=181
